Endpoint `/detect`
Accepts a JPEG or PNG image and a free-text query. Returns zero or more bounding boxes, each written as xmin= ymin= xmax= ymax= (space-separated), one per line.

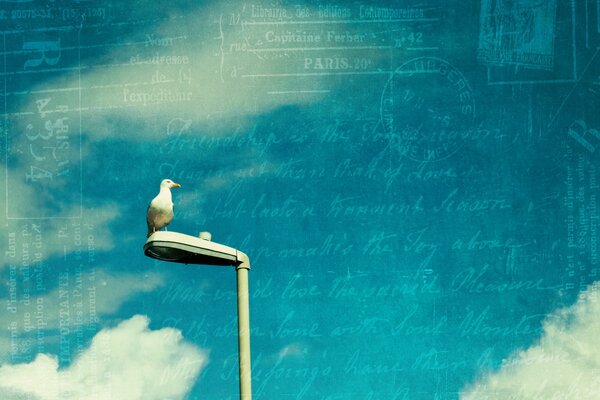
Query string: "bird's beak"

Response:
xmin=173 ymin=183 xmax=181 ymax=188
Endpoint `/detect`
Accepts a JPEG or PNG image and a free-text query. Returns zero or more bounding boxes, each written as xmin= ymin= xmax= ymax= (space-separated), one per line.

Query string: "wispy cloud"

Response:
xmin=0 ymin=165 xmax=120 ymax=270
xmin=460 ymin=282 xmax=600 ymax=399
xmin=0 ymin=269 xmax=164 ymax=362
xmin=0 ymin=315 xmax=207 ymax=400
xmin=14 ymin=5 xmax=328 ymax=143
xmin=277 ymin=342 xmax=307 ymax=359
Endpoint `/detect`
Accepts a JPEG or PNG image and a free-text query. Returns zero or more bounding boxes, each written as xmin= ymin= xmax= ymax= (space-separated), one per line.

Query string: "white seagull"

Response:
xmin=146 ymin=179 xmax=181 ymax=237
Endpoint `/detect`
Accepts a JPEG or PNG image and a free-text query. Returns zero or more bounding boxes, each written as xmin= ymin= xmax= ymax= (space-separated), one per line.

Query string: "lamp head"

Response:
xmin=144 ymin=231 xmax=246 ymax=267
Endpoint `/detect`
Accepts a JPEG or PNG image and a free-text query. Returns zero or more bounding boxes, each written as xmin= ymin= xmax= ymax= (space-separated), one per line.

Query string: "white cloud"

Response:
xmin=46 ymin=204 xmax=120 ymax=259
xmin=40 ymin=269 xmax=164 ymax=326
xmin=16 ymin=3 xmax=390 ymax=142
xmin=18 ymin=6 xmax=326 ymax=143
xmin=0 ymin=315 xmax=207 ymax=400
xmin=0 ymin=269 xmax=165 ymax=362
xmin=277 ymin=342 xmax=307 ymax=359
xmin=0 ymin=165 xmax=120 ymax=270
xmin=461 ymin=282 xmax=600 ymax=399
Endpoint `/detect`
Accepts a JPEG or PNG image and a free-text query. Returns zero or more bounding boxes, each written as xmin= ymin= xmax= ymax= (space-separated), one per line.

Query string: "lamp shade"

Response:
xmin=144 ymin=231 xmax=241 ymax=266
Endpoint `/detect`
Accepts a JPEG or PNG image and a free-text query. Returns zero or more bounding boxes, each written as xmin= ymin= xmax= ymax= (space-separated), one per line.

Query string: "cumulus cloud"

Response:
xmin=0 ymin=315 xmax=207 ymax=400
xmin=461 ymin=282 xmax=600 ymax=399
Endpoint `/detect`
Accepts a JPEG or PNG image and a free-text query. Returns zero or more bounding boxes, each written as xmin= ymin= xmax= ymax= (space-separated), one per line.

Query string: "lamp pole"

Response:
xmin=143 ymin=231 xmax=252 ymax=400
xmin=236 ymin=252 xmax=252 ymax=399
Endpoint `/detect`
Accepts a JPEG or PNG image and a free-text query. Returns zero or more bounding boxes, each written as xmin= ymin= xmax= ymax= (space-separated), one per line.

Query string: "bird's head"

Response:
xmin=160 ymin=179 xmax=181 ymax=189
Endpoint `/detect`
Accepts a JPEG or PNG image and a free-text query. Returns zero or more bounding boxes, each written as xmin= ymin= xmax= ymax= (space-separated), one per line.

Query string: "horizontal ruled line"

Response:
xmin=26 ymin=87 xmax=81 ymax=95
xmin=0 ymin=35 xmax=189 ymax=57
xmin=6 ymin=215 xmax=83 ymax=221
xmin=248 ymin=45 xmax=394 ymax=52
xmin=2 ymin=79 xmax=182 ymax=97
xmin=0 ymin=103 xmax=140 ymax=117
xmin=267 ymin=89 xmax=331 ymax=94
xmin=487 ymin=79 xmax=577 ymax=85
xmin=406 ymin=47 xmax=439 ymax=51
xmin=242 ymin=70 xmax=392 ymax=77
xmin=0 ymin=16 xmax=172 ymax=35
xmin=243 ymin=18 xmax=439 ymax=25
xmin=1 ymin=66 xmax=88 ymax=75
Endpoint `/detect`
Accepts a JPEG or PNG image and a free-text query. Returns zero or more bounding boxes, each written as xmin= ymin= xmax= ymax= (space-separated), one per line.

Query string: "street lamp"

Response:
xmin=144 ymin=231 xmax=252 ymax=400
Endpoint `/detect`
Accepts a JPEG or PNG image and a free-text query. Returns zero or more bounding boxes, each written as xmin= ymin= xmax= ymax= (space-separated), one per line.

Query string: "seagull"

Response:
xmin=146 ymin=179 xmax=181 ymax=237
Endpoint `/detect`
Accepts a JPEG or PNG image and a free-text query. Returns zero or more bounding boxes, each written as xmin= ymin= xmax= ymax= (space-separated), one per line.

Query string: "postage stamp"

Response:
xmin=478 ymin=0 xmax=557 ymax=70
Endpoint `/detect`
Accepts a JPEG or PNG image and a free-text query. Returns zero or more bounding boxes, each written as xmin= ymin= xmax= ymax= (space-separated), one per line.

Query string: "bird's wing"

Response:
xmin=146 ymin=202 xmax=158 ymax=225
xmin=146 ymin=202 xmax=158 ymax=235
xmin=147 ymin=197 xmax=173 ymax=223
xmin=146 ymin=191 xmax=175 ymax=237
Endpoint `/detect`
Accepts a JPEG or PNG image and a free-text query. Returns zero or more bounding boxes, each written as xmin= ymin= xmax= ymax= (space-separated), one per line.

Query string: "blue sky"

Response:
xmin=1 ymin=1 xmax=600 ymax=399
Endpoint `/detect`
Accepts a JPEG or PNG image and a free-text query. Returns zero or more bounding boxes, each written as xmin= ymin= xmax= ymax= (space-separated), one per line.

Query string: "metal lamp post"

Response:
xmin=143 ymin=231 xmax=252 ymax=400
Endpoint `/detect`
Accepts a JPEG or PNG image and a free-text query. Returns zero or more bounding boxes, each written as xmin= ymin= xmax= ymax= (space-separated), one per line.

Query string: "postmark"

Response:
xmin=380 ymin=57 xmax=475 ymax=162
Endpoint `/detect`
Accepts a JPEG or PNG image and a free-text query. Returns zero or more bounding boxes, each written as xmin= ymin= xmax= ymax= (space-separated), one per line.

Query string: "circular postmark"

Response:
xmin=380 ymin=57 xmax=475 ymax=161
